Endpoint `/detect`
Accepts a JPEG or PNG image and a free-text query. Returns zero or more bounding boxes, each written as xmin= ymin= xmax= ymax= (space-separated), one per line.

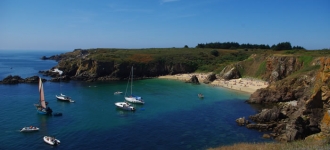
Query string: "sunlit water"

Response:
xmin=0 ymin=50 xmax=271 ymax=149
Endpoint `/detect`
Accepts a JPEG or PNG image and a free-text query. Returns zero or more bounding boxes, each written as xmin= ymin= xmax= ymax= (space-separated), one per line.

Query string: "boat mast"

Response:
xmin=59 ymin=73 xmax=61 ymax=94
xmin=131 ymin=66 xmax=133 ymax=96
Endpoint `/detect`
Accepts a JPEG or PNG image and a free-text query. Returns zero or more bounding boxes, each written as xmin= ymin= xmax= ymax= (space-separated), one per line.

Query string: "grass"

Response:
xmin=60 ymin=48 xmax=329 ymax=77
xmin=208 ymin=139 xmax=330 ymax=150
xmin=61 ymin=48 xmax=252 ymax=73
xmin=255 ymin=61 xmax=267 ymax=77
xmin=298 ymin=55 xmax=314 ymax=66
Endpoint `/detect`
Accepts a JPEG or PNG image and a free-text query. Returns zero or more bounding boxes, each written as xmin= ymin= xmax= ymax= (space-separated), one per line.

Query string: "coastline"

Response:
xmin=158 ymin=73 xmax=269 ymax=94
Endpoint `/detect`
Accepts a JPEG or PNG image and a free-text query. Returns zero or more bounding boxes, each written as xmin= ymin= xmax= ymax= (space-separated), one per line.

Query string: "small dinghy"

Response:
xmin=43 ymin=136 xmax=60 ymax=146
xmin=198 ymin=93 xmax=204 ymax=99
xmin=114 ymin=91 xmax=123 ymax=95
xmin=20 ymin=126 xmax=39 ymax=132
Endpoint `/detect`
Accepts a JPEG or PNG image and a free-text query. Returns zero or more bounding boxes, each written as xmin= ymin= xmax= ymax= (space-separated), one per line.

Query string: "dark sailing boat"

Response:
xmin=34 ymin=77 xmax=52 ymax=115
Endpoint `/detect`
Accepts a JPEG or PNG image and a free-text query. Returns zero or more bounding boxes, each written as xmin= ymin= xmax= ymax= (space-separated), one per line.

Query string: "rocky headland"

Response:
xmin=239 ymin=56 xmax=330 ymax=142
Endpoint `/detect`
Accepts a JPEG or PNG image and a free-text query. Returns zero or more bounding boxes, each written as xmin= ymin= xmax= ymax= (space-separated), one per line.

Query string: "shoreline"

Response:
xmin=158 ymin=73 xmax=269 ymax=94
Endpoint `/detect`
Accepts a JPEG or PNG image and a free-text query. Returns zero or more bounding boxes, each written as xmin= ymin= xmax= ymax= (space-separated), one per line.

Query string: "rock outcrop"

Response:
xmin=39 ymin=49 xmax=199 ymax=81
xmin=185 ymin=75 xmax=200 ymax=84
xmin=0 ymin=75 xmax=45 ymax=84
xmin=203 ymin=73 xmax=217 ymax=84
xmin=235 ymin=117 xmax=250 ymax=126
xmin=219 ymin=66 xmax=241 ymax=80
xmin=240 ymin=57 xmax=330 ymax=142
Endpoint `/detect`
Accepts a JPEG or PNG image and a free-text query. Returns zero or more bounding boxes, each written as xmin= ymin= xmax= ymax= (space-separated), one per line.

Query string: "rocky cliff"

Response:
xmin=48 ymin=50 xmax=197 ymax=81
xmin=227 ymin=55 xmax=330 ymax=142
xmin=219 ymin=54 xmax=304 ymax=83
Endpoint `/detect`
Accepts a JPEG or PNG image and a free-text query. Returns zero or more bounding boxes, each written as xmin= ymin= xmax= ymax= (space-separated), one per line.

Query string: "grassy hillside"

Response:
xmin=63 ymin=48 xmax=329 ymax=78
xmin=72 ymin=48 xmax=253 ymax=73
xmin=208 ymin=138 xmax=330 ymax=150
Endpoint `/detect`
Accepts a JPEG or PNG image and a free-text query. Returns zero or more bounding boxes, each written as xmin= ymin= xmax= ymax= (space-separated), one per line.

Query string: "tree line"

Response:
xmin=195 ymin=42 xmax=305 ymax=50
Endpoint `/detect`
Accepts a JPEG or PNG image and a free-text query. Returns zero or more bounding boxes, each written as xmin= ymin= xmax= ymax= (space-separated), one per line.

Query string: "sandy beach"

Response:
xmin=158 ymin=73 xmax=269 ymax=94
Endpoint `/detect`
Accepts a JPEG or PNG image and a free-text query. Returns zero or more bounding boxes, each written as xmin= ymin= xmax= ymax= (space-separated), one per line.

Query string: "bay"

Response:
xmin=0 ymin=50 xmax=271 ymax=149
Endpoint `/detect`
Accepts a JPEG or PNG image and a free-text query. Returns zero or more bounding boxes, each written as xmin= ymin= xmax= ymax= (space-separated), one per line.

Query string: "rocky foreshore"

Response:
xmin=234 ymin=57 xmax=330 ymax=142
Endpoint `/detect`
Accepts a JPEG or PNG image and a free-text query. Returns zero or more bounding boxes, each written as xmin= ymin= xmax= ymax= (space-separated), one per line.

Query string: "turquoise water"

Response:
xmin=0 ymin=50 xmax=270 ymax=149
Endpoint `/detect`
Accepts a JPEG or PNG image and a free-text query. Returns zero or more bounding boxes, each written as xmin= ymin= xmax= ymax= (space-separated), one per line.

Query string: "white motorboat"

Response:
xmin=125 ymin=96 xmax=144 ymax=104
xmin=115 ymin=102 xmax=135 ymax=111
xmin=53 ymin=68 xmax=74 ymax=103
xmin=56 ymin=93 xmax=74 ymax=102
xmin=43 ymin=136 xmax=60 ymax=146
xmin=198 ymin=93 xmax=204 ymax=99
xmin=114 ymin=91 xmax=123 ymax=95
xmin=124 ymin=66 xmax=145 ymax=104
xmin=20 ymin=126 xmax=39 ymax=132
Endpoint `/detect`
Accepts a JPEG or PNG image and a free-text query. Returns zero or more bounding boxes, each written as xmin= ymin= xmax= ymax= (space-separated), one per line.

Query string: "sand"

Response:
xmin=158 ymin=73 xmax=269 ymax=94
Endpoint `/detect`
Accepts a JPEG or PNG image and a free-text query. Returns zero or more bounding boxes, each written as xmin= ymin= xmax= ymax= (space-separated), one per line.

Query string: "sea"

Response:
xmin=0 ymin=50 xmax=272 ymax=150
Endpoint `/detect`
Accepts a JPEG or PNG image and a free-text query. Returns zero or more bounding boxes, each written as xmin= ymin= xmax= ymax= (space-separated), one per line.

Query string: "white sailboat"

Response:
xmin=53 ymin=68 xmax=74 ymax=103
xmin=34 ymin=77 xmax=53 ymax=115
xmin=124 ymin=66 xmax=144 ymax=104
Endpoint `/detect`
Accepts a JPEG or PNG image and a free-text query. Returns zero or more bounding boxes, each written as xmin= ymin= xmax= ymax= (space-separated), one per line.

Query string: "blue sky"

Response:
xmin=0 ymin=0 xmax=329 ymax=50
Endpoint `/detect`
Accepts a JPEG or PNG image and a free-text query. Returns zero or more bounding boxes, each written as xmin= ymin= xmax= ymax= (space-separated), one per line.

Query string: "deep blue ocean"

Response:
xmin=0 ymin=50 xmax=271 ymax=150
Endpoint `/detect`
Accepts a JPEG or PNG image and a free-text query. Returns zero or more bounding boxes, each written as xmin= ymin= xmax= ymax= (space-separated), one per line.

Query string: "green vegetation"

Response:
xmin=195 ymin=41 xmax=304 ymax=50
xmin=66 ymin=47 xmax=328 ymax=75
xmin=208 ymin=138 xmax=330 ymax=150
xmin=78 ymin=48 xmax=253 ymax=72
xmin=299 ymin=55 xmax=314 ymax=65
xmin=255 ymin=61 xmax=267 ymax=77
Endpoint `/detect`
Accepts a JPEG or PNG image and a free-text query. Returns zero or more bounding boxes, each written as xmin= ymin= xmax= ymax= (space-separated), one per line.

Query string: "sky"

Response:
xmin=0 ymin=0 xmax=329 ymax=51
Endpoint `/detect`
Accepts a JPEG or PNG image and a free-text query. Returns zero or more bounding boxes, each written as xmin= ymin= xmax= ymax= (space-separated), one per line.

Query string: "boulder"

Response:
xmin=203 ymin=73 xmax=217 ymax=84
xmin=25 ymin=76 xmax=40 ymax=83
xmin=221 ymin=67 xmax=241 ymax=80
xmin=249 ymin=106 xmax=282 ymax=123
xmin=0 ymin=75 xmax=23 ymax=84
xmin=235 ymin=117 xmax=250 ymax=126
xmin=246 ymin=123 xmax=275 ymax=131
xmin=0 ymin=75 xmax=45 ymax=84
xmin=262 ymin=133 xmax=271 ymax=139
xmin=185 ymin=75 xmax=200 ymax=84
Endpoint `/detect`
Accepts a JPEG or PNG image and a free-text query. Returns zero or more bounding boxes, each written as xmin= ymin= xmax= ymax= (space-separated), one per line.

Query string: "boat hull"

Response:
xmin=43 ymin=136 xmax=60 ymax=146
xmin=115 ymin=102 xmax=135 ymax=111
xmin=37 ymin=110 xmax=48 ymax=114
xmin=56 ymin=95 xmax=74 ymax=102
xmin=34 ymin=104 xmax=53 ymax=115
xmin=114 ymin=92 xmax=123 ymax=95
xmin=125 ymin=97 xmax=144 ymax=104
xmin=20 ymin=127 xmax=39 ymax=132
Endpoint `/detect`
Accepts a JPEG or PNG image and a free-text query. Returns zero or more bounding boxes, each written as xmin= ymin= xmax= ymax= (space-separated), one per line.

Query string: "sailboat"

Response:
xmin=34 ymin=77 xmax=53 ymax=115
xmin=124 ymin=66 xmax=144 ymax=104
xmin=54 ymin=68 xmax=74 ymax=103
